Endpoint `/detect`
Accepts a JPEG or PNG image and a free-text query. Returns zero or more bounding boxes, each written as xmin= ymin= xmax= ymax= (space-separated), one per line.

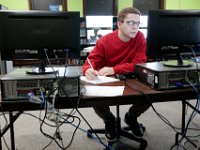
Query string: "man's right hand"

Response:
xmin=85 ymin=68 xmax=98 ymax=80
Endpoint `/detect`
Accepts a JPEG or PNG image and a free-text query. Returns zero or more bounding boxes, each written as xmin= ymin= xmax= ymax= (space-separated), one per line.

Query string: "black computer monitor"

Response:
xmin=0 ymin=10 xmax=80 ymax=74
xmin=112 ymin=16 xmax=118 ymax=31
xmin=146 ymin=9 xmax=200 ymax=67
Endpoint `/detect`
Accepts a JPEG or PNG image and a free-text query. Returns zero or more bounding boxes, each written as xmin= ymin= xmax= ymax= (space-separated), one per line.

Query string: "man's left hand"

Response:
xmin=98 ymin=67 xmax=115 ymax=76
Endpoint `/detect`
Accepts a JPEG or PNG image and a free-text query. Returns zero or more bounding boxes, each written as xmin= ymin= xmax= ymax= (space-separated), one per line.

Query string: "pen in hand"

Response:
xmin=87 ymin=58 xmax=98 ymax=79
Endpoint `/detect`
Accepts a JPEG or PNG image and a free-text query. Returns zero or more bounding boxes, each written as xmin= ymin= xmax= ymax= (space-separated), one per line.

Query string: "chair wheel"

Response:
xmin=140 ymin=140 xmax=147 ymax=150
xmin=140 ymin=123 xmax=145 ymax=132
xmin=104 ymin=147 xmax=112 ymax=150
xmin=123 ymin=126 xmax=131 ymax=131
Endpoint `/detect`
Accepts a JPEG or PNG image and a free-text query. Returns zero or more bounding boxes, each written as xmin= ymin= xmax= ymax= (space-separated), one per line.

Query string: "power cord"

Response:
xmin=125 ymin=81 xmax=181 ymax=133
xmin=33 ymin=50 xmax=110 ymax=149
xmin=39 ymin=91 xmax=81 ymax=150
xmin=27 ymin=88 xmax=75 ymax=149
xmin=76 ymin=108 xmax=115 ymax=150
xmin=125 ymin=80 xmax=200 ymax=150
xmin=174 ymin=83 xmax=200 ymax=150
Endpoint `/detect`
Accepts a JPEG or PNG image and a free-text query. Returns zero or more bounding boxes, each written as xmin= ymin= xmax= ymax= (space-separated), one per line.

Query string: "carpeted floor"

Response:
xmin=1 ymin=101 xmax=200 ymax=150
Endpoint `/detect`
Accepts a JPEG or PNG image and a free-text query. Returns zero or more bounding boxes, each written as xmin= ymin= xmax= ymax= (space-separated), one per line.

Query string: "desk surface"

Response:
xmin=0 ymin=78 xmax=197 ymax=112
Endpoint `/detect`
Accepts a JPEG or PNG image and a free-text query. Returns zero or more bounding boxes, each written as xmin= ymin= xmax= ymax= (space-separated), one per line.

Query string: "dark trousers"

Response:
xmin=93 ymin=100 xmax=150 ymax=123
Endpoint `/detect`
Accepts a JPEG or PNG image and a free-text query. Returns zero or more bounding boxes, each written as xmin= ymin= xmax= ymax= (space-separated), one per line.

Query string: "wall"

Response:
xmin=165 ymin=0 xmax=200 ymax=9
xmin=67 ymin=0 xmax=83 ymax=16
xmin=0 ymin=0 xmax=28 ymax=10
xmin=0 ymin=0 xmax=200 ymax=14
xmin=118 ymin=0 xmax=133 ymax=13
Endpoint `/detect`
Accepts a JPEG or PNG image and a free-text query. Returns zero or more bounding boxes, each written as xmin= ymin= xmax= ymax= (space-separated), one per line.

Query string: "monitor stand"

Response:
xmin=26 ymin=59 xmax=58 ymax=75
xmin=26 ymin=67 xmax=58 ymax=75
xmin=163 ymin=52 xmax=193 ymax=67
xmin=163 ymin=60 xmax=193 ymax=67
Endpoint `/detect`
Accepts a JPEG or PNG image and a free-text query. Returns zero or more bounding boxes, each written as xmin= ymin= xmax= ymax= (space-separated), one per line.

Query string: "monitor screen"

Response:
xmin=86 ymin=16 xmax=113 ymax=28
xmin=87 ymin=28 xmax=113 ymax=44
xmin=112 ymin=16 xmax=118 ymax=31
xmin=146 ymin=10 xmax=200 ymax=67
xmin=86 ymin=16 xmax=113 ymax=44
xmin=0 ymin=10 xmax=80 ymax=74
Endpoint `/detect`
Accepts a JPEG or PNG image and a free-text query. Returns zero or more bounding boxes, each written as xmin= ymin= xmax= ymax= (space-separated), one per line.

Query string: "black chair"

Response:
xmin=87 ymin=105 xmax=147 ymax=150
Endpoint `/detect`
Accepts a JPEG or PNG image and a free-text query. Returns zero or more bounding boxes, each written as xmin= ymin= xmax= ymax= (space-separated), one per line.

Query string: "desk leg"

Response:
xmin=0 ymin=125 xmax=2 ymax=150
xmin=175 ymin=99 xmax=186 ymax=145
xmin=9 ymin=112 xmax=15 ymax=150
xmin=181 ymin=100 xmax=200 ymax=148
xmin=116 ymin=105 xmax=121 ymax=139
xmin=181 ymin=99 xmax=186 ymax=134
xmin=0 ymin=111 xmax=22 ymax=150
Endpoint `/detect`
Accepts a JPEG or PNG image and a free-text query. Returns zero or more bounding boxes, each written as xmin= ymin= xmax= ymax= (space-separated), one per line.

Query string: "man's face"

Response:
xmin=118 ymin=13 xmax=140 ymax=39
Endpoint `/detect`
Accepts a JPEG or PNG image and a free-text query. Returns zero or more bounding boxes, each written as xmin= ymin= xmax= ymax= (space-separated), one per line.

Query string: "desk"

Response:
xmin=0 ymin=79 xmax=198 ymax=150
xmin=1 ymin=79 xmax=197 ymax=110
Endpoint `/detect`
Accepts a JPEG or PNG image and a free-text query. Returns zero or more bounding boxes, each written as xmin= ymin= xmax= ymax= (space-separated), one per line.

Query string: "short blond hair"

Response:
xmin=118 ymin=7 xmax=141 ymax=22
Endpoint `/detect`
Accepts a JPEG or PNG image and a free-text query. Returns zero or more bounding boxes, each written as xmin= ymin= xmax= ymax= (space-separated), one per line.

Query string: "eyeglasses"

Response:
xmin=124 ymin=21 xmax=140 ymax=27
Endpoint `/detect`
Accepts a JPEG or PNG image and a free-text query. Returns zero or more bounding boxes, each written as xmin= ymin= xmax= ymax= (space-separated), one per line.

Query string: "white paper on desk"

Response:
xmin=80 ymin=76 xmax=119 ymax=84
xmin=83 ymin=85 xmax=125 ymax=97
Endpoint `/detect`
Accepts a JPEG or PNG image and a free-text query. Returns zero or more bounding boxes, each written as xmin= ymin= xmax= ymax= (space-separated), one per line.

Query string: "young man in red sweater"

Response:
xmin=82 ymin=7 xmax=150 ymax=141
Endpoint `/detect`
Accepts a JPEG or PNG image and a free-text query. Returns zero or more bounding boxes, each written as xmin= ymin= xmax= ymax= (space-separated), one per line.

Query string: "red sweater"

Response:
xmin=83 ymin=29 xmax=146 ymax=75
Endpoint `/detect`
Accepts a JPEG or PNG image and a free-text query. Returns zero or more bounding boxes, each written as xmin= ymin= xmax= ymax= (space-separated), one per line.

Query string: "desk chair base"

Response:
xmin=87 ymin=122 xmax=147 ymax=150
xmin=87 ymin=106 xmax=147 ymax=150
